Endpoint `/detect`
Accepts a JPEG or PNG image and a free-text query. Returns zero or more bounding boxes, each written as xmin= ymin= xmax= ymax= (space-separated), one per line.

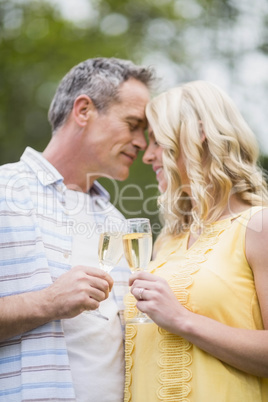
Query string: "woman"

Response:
xmin=124 ymin=81 xmax=268 ymax=401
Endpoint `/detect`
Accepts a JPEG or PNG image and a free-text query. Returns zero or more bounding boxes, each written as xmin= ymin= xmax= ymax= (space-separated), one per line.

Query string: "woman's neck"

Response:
xmin=217 ymin=194 xmax=250 ymax=221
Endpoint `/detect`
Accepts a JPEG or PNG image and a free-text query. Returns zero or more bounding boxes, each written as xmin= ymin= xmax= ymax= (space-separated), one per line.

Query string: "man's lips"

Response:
xmin=121 ymin=152 xmax=137 ymax=162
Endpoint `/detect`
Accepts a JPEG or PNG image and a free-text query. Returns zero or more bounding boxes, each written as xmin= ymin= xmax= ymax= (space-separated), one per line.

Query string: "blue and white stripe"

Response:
xmin=0 ymin=147 xmax=130 ymax=401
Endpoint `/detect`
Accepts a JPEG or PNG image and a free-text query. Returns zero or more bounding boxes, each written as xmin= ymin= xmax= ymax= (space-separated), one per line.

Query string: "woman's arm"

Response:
xmin=129 ymin=209 xmax=268 ymax=377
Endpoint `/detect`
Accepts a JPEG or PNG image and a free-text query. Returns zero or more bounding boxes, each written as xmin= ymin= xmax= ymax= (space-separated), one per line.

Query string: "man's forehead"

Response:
xmin=118 ymin=78 xmax=150 ymax=106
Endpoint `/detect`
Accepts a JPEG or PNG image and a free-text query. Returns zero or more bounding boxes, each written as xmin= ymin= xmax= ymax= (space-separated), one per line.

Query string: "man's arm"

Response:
xmin=0 ymin=265 xmax=113 ymax=341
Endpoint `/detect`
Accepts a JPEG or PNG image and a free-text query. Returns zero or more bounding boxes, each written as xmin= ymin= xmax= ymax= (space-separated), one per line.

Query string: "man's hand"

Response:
xmin=44 ymin=265 xmax=114 ymax=319
xmin=0 ymin=266 xmax=113 ymax=341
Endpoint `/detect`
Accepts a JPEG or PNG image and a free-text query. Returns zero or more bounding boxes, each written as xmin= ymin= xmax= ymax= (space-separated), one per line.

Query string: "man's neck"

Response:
xmin=43 ymin=134 xmax=95 ymax=193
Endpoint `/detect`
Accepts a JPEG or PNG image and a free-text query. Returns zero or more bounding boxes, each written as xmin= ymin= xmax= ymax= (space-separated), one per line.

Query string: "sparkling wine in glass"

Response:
xmin=89 ymin=216 xmax=123 ymax=320
xmin=98 ymin=231 xmax=123 ymax=273
xmin=122 ymin=218 xmax=153 ymax=324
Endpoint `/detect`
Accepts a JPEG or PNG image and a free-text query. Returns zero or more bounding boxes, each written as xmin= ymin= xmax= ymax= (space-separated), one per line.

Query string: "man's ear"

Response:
xmin=73 ymin=95 xmax=96 ymax=127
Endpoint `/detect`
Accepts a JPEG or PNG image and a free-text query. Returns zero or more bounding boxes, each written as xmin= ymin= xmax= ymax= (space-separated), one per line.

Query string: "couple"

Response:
xmin=0 ymin=57 xmax=267 ymax=402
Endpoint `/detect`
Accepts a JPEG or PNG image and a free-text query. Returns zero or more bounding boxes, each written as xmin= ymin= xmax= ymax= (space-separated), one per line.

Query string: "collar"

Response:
xmin=21 ymin=147 xmax=110 ymax=200
xmin=21 ymin=147 xmax=64 ymax=186
xmin=90 ymin=180 xmax=110 ymax=201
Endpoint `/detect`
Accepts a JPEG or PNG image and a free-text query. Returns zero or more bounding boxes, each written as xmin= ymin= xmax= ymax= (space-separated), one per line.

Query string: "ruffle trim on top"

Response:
xmin=157 ymin=327 xmax=192 ymax=401
xmin=124 ymin=218 xmax=231 ymax=402
xmin=124 ymin=324 xmax=137 ymax=402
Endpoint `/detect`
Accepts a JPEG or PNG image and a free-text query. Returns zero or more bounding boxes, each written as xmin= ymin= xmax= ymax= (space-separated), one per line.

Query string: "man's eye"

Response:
xmin=129 ymin=124 xmax=138 ymax=131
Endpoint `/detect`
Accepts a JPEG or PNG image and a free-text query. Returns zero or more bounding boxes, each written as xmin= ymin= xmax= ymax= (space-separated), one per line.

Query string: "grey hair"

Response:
xmin=48 ymin=57 xmax=155 ymax=133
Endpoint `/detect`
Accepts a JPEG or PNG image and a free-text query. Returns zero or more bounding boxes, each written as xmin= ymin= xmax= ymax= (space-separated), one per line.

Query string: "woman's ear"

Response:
xmin=73 ymin=95 xmax=96 ymax=127
xmin=198 ymin=120 xmax=206 ymax=143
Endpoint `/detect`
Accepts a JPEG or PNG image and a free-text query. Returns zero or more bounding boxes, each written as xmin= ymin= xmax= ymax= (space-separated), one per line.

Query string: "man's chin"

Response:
xmin=107 ymin=168 xmax=130 ymax=182
xmin=115 ymin=172 xmax=129 ymax=181
xmin=93 ymin=167 xmax=129 ymax=182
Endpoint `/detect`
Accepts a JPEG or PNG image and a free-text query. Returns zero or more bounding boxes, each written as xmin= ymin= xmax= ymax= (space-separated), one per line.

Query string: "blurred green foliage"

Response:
xmin=0 ymin=0 xmax=268 ymax=234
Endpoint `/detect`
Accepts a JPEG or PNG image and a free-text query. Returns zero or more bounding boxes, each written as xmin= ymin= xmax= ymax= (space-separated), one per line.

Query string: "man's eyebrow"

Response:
xmin=125 ymin=116 xmax=148 ymax=128
xmin=125 ymin=116 xmax=145 ymax=123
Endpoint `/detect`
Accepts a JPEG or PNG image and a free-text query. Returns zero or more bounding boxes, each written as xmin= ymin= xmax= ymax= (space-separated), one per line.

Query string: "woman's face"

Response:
xmin=142 ymin=127 xmax=167 ymax=193
xmin=143 ymin=126 xmax=191 ymax=196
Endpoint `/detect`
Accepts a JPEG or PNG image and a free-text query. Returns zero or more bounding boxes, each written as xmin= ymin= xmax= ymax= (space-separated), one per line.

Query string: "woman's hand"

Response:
xmin=129 ymin=271 xmax=188 ymax=333
xmin=130 ymin=270 xmax=268 ymax=378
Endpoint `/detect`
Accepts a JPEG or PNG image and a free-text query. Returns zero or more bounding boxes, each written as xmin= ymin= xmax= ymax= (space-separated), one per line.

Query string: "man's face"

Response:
xmin=85 ymin=78 xmax=150 ymax=183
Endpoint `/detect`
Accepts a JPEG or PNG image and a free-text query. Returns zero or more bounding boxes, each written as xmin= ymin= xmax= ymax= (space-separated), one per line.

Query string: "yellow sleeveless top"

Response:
xmin=124 ymin=207 xmax=268 ymax=402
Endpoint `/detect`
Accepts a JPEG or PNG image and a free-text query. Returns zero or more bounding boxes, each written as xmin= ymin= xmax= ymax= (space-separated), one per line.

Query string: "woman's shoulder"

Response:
xmin=245 ymin=206 xmax=268 ymax=232
xmin=244 ymin=206 xmax=268 ymax=269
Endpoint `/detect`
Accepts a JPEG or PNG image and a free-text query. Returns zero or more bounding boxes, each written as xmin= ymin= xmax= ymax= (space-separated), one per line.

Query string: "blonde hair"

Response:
xmin=146 ymin=81 xmax=268 ymax=239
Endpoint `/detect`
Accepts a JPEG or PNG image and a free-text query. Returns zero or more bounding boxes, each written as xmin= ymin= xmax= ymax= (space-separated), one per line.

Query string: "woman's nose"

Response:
xmin=142 ymin=144 xmax=154 ymax=165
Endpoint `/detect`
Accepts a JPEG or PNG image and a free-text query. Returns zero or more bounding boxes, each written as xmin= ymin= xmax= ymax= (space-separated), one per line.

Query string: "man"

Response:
xmin=0 ymin=57 xmax=155 ymax=401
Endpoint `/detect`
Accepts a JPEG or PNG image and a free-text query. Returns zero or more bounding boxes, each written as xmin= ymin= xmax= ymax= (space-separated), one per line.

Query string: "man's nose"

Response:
xmin=133 ymin=130 xmax=147 ymax=151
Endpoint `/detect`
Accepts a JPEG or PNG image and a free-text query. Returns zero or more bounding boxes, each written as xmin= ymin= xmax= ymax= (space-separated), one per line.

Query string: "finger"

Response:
xmin=132 ymin=286 xmax=146 ymax=301
xmin=129 ymin=271 xmax=156 ymax=286
xmin=84 ymin=267 xmax=114 ymax=291
xmin=87 ymin=285 xmax=107 ymax=303
xmin=80 ymin=283 xmax=109 ymax=312
xmin=85 ymin=296 xmax=99 ymax=311
xmin=87 ymin=276 xmax=111 ymax=299
xmin=72 ymin=265 xmax=114 ymax=293
xmin=74 ymin=265 xmax=114 ymax=293
xmin=130 ymin=278 xmax=158 ymax=294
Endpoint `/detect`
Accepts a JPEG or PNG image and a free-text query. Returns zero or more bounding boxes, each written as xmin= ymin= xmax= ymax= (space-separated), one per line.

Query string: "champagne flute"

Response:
xmin=89 ymin=215 xmax=124 ymax=320
xmin=122 ymin=218 xmax=153 ymax=324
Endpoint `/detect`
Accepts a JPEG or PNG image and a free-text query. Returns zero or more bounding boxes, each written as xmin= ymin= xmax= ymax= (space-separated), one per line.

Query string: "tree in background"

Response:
xmin=1 ymin=0 xmax=268 ymax=233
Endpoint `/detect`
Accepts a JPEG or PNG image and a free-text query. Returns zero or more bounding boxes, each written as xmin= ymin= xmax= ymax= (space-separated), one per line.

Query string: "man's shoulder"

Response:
xmin=0 ymin=159 xmax=34 ymax=191
xmin=0 ymin=159 xmax=22 ymax=171
xmin=0 ymin=156 xmax=31 ymax=173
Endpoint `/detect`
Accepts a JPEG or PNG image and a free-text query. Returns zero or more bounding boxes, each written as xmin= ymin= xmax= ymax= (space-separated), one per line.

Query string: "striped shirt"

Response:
xmin=0 ymin=147 xmax=130 ymax=401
